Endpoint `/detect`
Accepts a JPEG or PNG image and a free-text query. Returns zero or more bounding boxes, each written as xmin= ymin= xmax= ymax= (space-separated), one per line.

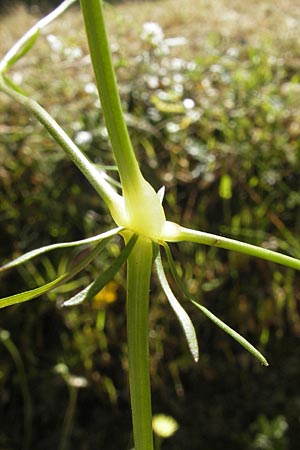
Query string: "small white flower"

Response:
xmin=74 ymin=130 xmax=93 ymax=145
xmin=46 ymin=34 xmax=63 ymax=53
xmin=141 ymin=22 xmax=164 ymax=46
xmin=183 ymin=98 xmax=195 ymax=110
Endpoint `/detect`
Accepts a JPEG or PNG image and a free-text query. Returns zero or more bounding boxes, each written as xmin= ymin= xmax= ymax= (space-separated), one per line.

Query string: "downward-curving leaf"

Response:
xmin=64 ymin=233 xmax=138 ymax=306
xmin=0 ymin=227 xmax=122 ymax=272
xmin=155 ymin=250 xmax=199 ymax=362
xmin=162 ymin=243 xmax=269 ymax=366
xmin=0 ymin=237 xmax=112 ymax=309
xmin=191 ymin=300 xmax=269 ymax=366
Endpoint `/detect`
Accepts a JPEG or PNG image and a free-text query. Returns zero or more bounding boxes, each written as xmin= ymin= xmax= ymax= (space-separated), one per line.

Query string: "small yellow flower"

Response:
xmin=152 ymin=414 xmax=179 ymax=439
xmin=92 ymin=280 xmax=118 ymax=309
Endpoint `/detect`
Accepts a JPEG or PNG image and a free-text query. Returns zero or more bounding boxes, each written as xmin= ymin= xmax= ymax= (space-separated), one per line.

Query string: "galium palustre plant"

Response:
xmin=1 ymin=1 xmax=300 ymax=449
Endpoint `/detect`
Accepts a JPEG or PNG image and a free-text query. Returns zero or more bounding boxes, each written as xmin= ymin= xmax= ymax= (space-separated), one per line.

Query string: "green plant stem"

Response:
xmin=126 ymin=237 xmax=154 ymax=450
xmin=0 ymin=330 xmax=32 ymax=450
xmin=154 ymin=435 xmax=162 ymax=450
xmin=80 ymin=0 xmax=143 ymax=193
xmin=58 ymin=385 xmax=78 ymax=450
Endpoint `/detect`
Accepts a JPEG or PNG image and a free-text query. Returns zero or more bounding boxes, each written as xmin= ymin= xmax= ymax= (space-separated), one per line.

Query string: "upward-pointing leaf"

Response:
xmin=5 ymin=29 xmax=40 ymax=71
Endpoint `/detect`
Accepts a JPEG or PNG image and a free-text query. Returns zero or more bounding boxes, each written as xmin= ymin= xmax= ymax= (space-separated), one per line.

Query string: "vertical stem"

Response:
xmin=0 ymin=330 xmax=32 ymax=450
xmin=58 ymin=386 xmax=78 ymax=450
xmin=126 ymin=238 xmax=154 ymax=450
xmin=80 ymin=0 xmax=143 ymax=192
xmin=80 ymin=0 xmax=167 ymax=238
xmin=155 ymin=435 xmax=162 ymax=450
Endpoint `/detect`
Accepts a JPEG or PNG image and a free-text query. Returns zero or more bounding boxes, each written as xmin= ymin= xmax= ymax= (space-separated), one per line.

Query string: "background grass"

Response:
xmin=1 ymin=1 xmax=300 ymax=449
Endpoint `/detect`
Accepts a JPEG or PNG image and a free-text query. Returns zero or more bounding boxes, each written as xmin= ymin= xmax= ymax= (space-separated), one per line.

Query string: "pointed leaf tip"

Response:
xmin=192 ymin=301 xmax=269 ymax=367
xmin=162 ymin=242 xmax=269 ymax=366
xmin=155 ymin=251 xmax=199 ymax=362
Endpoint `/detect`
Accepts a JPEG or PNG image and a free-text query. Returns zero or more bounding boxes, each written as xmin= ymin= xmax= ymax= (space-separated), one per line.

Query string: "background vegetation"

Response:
xmin=1 ymin=0 xmax=300 ymax=449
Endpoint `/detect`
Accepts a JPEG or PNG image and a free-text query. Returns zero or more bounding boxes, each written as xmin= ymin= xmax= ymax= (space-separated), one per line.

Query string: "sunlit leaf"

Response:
xmin=154 ymin=250 xmax=199 ymax=362
xmin=0 ymin=227 xmax=122 ymax=272
xmin=0 ymin=275 xmax=67 ymax=309
xmin=5 ymin=30 xmax=40 ymax=71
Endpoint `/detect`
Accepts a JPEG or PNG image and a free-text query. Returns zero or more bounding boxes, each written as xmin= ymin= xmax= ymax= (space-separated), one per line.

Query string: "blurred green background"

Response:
xmin=1 ymin=1 xmax=300 ymax=449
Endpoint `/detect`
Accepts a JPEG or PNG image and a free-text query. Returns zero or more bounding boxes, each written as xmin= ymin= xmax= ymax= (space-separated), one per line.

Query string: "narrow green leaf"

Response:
xmin=155 ymin=251 xmax=199 ymax=362
xmin=0 ymin=74 xmax=125 ymax=218
xmin=0 ymin=237 xmax=112 ymax=309
xmin=0 ymin=227 xmax=122 ymax=272
xmin=2 ymin=74 xmax=27 ymax=95
xmin=162 ymin=243 xmax=269 ymax=366
xmin=166 ymin=224 xmax=300 ymax=272
xmin=63 ymin=284 xmax=92 ymax=306
xmin=64 ymin=233 xmax=138 ymax=306
xmin=191 ymin=301 xmax=269 ymax=366
xmin=5 ymin=30 xmax=40 ymax=70
xmin=0 ymin=0 xmax=76 ymax=73
xmin=0 ymin=275 xmax=66 ymax=309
